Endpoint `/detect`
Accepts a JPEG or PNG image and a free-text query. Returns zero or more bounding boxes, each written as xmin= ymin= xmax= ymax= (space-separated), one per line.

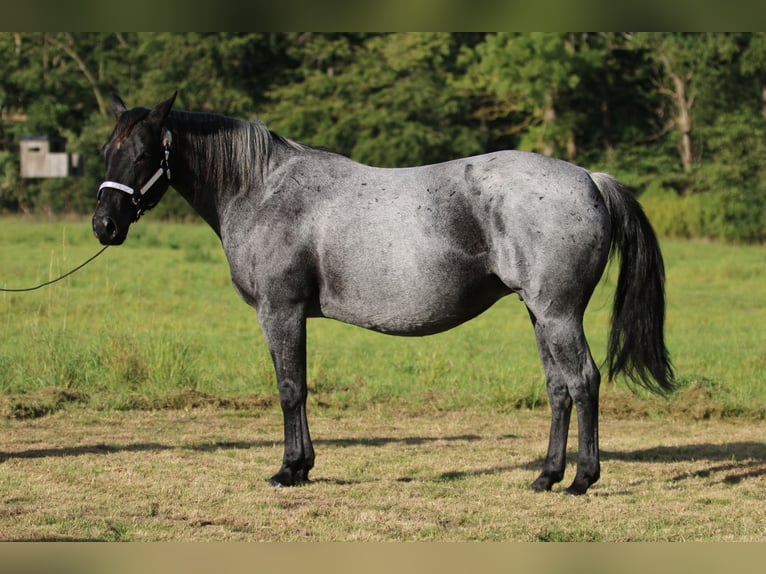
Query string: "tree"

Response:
xmin=628 ymin=33 xmax=741 ymax=179
xmin=740 ymin=32 xmax=766 ymax=119
xmin=457 ymin=33 xmax=608 ymax=161
xmin=264 ymin=33 xmax=484 ymax=167
xmin=0 ymin=32 xmax=762 ymax=240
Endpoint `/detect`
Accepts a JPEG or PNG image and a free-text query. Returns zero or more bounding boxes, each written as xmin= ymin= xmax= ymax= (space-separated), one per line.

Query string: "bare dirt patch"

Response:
xmin=1 ymin=407 xmax=765 ymax=541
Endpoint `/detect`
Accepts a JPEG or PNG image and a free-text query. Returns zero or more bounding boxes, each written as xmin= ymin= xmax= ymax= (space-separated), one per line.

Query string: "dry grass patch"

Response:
xmin=1 ymin=407 xmax=765 ymax=541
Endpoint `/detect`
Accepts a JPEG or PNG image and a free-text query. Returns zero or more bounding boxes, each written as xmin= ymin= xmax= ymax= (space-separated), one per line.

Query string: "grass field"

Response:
xmin=1 ymin=216 xmax=765 ymax=541
xmin=1 ymin=216 xmax=764 ymax=417
xmin=1 ymin=408 xmax=765 ymax=541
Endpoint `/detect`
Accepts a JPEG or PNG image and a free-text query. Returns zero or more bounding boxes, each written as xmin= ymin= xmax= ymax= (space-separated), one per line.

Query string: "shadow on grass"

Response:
xmin=427 ymin=441 xmax=766 ymax=485
xmin=0 ymin=434 xmax=483 ymax=463
xmin=602 ymin=442 xmax=766 ymax=485
xmin=3 ymin=436 xmax=764 ymax=487
xmin=509 ymin=442 xmax=766 ymax=487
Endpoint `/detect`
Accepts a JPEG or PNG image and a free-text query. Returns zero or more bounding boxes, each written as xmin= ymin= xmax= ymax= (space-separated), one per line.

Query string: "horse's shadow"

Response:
xmin=2 ymin=436 xmax=764 ymax=487
xmin=479 ymin=441 xmax=766 ymax=488
xmin=602 ymin=442 xmax=766 ymax=485
xmin=0 ymin=434 xmax=483 ymax=463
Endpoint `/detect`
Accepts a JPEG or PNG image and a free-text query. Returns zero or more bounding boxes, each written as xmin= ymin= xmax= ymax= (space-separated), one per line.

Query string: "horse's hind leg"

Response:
xmin=527 ymin=308 xmax=601 ymax=495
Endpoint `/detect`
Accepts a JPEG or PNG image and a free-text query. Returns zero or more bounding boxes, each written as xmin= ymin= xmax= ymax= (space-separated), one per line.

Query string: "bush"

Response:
xmin=640 ymin=186 xmax=766 ymax=242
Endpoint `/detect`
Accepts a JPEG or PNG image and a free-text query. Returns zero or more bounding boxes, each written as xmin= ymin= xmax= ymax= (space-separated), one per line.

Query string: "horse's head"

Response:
xmin=92 ymin=92 xmax=176 ymax=245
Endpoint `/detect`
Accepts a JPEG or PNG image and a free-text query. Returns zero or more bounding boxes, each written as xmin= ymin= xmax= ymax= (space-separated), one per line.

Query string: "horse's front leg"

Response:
xmin=257 ymin=301 xmax=314 ymax=487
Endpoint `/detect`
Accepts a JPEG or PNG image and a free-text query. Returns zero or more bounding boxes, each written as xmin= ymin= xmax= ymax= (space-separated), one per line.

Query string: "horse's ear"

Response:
xmin=109 ymin=93 xmax=128 ymax=120
xmin=147 ymin=91 xmax=177 ymax=127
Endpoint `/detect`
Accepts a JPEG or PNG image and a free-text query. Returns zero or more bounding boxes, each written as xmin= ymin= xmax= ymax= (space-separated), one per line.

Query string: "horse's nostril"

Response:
xmin=105 ymin=217 xmax=118 ymax=239
xmin=94 ymin=215 xmax=120 ymax=243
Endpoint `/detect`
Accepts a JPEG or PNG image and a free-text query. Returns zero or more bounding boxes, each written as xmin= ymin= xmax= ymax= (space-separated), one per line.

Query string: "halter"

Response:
xmin=97 ymin=128 xmax=173 ymax=220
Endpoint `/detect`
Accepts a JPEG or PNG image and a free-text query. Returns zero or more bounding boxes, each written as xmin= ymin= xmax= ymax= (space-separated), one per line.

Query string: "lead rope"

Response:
xmin=5 ymin=129 xmax=170 ymax=293
xmin=0 ymin=245 xmax=109 ymax=292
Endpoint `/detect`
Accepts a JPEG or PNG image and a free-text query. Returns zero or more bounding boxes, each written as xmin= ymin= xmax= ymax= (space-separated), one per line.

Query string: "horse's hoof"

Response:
xmin=268 ymin=478 xmax=285 ymax=488
xmin=529 ymin=479 xmax=553 ymax=492
xmin=563 ymin=480 xmax=591 ymax=496
xmin=268 ymin=469 xmax=294 ymax=487
xmin=529 ymin=472 xmax=560 ymax=492
xmin=269 ymin=467 xmax=311 ymax=488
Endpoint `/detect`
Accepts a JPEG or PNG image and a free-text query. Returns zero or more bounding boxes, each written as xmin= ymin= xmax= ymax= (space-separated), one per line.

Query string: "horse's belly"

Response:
xmin=317 ymin=247 xmax=508 ymax=336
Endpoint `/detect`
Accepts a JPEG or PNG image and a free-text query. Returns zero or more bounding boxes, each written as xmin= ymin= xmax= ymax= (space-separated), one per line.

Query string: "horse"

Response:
xmin=92 ymin=93 xmax=673 ymax=495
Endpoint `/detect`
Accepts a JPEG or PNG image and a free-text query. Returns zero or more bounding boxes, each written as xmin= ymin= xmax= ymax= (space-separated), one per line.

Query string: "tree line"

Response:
xmin=1 ymin=32 xmax=764 ymax=241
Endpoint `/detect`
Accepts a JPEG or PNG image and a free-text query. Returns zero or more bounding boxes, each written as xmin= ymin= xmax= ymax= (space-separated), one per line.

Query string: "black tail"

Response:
xmin=590 ymin=172 xmax=674 ymax=395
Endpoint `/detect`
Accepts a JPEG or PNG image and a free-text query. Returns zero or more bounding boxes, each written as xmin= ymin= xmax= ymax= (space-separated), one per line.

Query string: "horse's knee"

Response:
xmin=277 ymin=378 xmax=307 ymax=411
xmin=566 ymin=360 xmax=600 ymax=405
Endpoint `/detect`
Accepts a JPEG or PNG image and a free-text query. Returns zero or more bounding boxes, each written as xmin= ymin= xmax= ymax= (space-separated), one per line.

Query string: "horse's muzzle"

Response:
xmin=92 ymin=215 xmax=125 ymax=245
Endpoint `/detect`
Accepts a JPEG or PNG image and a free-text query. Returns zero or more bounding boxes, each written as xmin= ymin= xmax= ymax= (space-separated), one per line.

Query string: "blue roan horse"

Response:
xmin=93 ymin=93 xmax=673 ymax=495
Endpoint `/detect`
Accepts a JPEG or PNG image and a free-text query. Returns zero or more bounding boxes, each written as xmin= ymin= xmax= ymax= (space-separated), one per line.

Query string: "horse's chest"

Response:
xmin=222 ymin=225 xmax=315 ymax=307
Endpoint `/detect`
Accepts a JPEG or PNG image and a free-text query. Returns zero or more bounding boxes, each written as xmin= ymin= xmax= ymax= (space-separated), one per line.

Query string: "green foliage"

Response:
xmin=265 ymin=33 xmax=484 ymax=166
xmin=1 ymin=33 xmax=764 ymax=241
xmin=641 ymin=186 xmax=766 ymax=242
xmin=458 ymin=32 xmax=599 ymax=158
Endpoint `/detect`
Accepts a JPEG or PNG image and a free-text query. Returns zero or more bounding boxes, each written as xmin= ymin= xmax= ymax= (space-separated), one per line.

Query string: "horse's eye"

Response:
xmin=135 ymin=152 xmax=149 ymax=165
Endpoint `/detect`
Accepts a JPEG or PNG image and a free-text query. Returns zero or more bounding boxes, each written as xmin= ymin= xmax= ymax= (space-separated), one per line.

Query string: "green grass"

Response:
xmin=1 ymin=216 xmax=765 ymax=418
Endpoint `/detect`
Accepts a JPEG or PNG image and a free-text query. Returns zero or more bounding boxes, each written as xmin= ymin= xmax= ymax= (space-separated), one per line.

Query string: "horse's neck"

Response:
xmin=169 ymin=149 xmax=222 ymax=235
xmin=168 ymin=113 xmax=269 ymax=237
